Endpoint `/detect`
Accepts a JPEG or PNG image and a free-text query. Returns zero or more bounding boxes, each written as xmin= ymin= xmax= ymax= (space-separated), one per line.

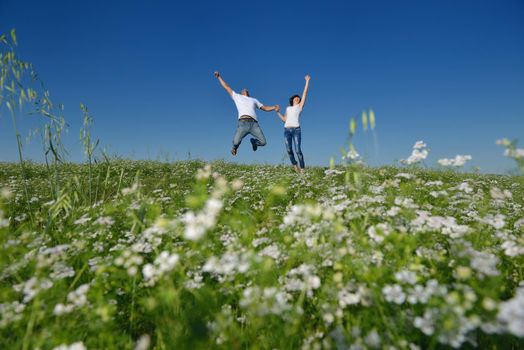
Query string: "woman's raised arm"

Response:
xmin=299 ymin=74 xmax=311 ymax=109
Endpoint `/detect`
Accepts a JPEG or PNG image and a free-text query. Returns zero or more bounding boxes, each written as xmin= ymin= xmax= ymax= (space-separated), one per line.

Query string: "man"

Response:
xmin=214 ymin=71 xmax=279 ymax=155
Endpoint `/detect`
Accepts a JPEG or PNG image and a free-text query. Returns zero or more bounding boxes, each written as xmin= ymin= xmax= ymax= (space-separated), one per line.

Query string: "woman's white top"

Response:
xmin=284 ymin=105 xmax=302 ymax=128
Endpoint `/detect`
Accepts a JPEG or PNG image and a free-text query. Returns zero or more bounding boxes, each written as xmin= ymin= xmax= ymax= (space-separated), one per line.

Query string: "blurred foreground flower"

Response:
xmin=142 ymin=251 xmax=179 ymax=286
xmin=498 ymin=284 xmax=524 ymax=337
xmin=401 ymin=141 xmax=429 ymax=165
xmin=52 ymin=342 xmax=87 ymax=350
xmin=496 ymin=138 xmax=524 ymax=174
xmin=438 ymin=155 xmax=472 ymax=167
xmin=182 ymin=198 xmax=223 ymax=240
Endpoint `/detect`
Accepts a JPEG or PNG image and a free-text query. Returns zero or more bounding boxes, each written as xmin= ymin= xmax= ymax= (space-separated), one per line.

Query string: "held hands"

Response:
xmin=305 ymin=74 xmax=311 ymax=81
xmin=214 ymin=71 xmax=220 ymax=78
xmin=274 ymin=105 xmax=280 ymax=112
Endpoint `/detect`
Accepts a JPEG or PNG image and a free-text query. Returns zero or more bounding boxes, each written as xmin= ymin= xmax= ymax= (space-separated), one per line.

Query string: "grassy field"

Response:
xmin=0 ymin=160 xmax=523 ymax=349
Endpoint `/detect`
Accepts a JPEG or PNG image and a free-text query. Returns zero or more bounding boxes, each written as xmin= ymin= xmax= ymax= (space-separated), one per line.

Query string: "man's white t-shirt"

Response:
xmin=284 ymin=105 xmax=302 ymax=128
xmin=231 ymin=91 xmax=263 ymax=120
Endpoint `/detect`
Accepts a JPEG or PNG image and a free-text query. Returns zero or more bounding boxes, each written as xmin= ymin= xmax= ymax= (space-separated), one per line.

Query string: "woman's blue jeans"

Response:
xmin=284 ymin=127 xmax=304 ymax=168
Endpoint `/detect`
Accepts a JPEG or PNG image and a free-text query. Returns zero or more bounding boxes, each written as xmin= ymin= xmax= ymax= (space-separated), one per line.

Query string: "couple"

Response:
xmin=214 ymin=71 xmax=311 ymax=173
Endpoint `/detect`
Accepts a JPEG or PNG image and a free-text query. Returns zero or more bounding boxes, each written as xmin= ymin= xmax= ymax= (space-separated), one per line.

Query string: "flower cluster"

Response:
xmin=114 ymin=250 xmax=144 ymax=276
xmin=13 ymin=277 xmax=53 ymax=303
xmin=142 ymin=251 xmax=179 ymax=286
xmin=239 ymin=286 xmax=292 ymax=316
xmin=53 ymin=284 xmax=90 ymax=316
xmin=497 ymin=138 xmax=524 ymax=159
xmin=181 ymin=198 xmax=223 ymax=240
xmin=203 ymin=251 xmax=252 ymax=282
xmin=498 ymin=283 xmax=524 ymax=337
xmin=51 ymin=342 xmax=87 ymax=350
xmin=0 ymin=301 xmax=25 ymax=328
xmin=438 ymin=155 xmax=472 ymax=167
xmin=282 ymin=204 xmax=334 ymax=227
xmin=281 ymin=264 xmax=321 ymax=298
xmin=401 ymin=140 xmax=429 ymax=165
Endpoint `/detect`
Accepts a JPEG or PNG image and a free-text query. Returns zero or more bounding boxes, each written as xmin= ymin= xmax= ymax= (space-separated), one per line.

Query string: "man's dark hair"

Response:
xmin=289 ymin=94 xmax=301 ymax=106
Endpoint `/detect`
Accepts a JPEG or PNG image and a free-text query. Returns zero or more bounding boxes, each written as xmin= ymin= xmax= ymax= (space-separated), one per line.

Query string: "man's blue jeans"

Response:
xmin=284 ymin=127 xmax=305 ymax=168
xmin=232 ymin=119 xmax=267 ymax=150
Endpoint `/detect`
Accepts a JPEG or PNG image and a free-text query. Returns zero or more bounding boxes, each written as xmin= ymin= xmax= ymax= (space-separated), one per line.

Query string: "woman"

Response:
xmin=275 ymin=74 xmax=310 ymax=173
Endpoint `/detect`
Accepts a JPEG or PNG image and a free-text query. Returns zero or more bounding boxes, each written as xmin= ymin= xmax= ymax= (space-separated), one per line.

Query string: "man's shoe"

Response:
xmin=231 ymin=147 xmax=237 ymax=156
xmin=250 ymin=138 xmax=258 ymax=151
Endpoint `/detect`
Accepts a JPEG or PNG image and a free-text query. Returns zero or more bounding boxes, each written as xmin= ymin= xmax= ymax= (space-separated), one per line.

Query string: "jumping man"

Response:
xmin=214 ymin=71 xmax=279 ymax=155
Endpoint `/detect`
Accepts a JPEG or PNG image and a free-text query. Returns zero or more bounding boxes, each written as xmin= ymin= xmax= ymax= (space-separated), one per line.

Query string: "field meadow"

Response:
xmin=1 ymin=160 xmax=524 ymax=349
xmin=2 ymin=29 xmax=524 ymax=349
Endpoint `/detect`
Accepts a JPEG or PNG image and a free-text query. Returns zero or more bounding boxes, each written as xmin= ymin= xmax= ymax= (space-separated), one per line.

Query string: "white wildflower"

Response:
xmin=501 ymin=240 xmax=524 ymax=257
xmin=504 ymin=148 xmax=524 ymax=159
xmin=401 ymin=141 xmax=429 ymax=165
xmin=74 ymin=215 xmax=91 ymax=225
xmin=239 ymin=286 xmax=292 ymax=316
xmin=323 ymin=313 xmax=334 ymax=324
xmin=497 ymin=285 xmax=524 ymax=337
xmin=134 ymin=334 xmax=151 ymax=350
xmin=53 ymin=284 xmax=90 ymax=316
xmin=338 ymin=286 xmax=363 ymax=307
xmin=259 ymin=244 xmax=281 ymax=260
xmin=1 ymin=187 xmax=13 ymax=199
xmin=470 ymin=250 xmax=499 ymax=278
xmin=0 ymin=216 xmax=9 ymax=228
xmin=364 ymin=329 xmax=381 ymax=348
xmin=407 ymin=284 xmax=431 ymax=304
xmin=344 ymin=149 xmax=360 ymax=161
xmin=394 ymin=270 xmax=417 ymax=285
xmin=122 ymin=182 xmax=139 ymax=195
xmin=52 ymin=342 xmax=87 ymax=350
xmin=496 ymin=138 xmax=511 ymax=146
xmin=182 ymin=198 xmax=223 ymax=241
xmin=490 ymin=187 xmax=512 ymax=201
xmin=382 ymin=284 xmax=406 ymax=304
xmin=203 ymin=251 xmax=251 ymax=278
xmin=196 ymin=164 xmax=212 ymax=180
xmin=481 ymin=214 xmax=506 ymax=229
xmin=94 ymin=216 xmax=114 ymax=226
xmin=283 ymin=264 xmax=321 ymax=298
xmin=142 ymin=251 xmax=179 ymax=286
xmin=386 ymin=206 xmax=400 ymax=217
xmin=414 ymin=309 xmax=437 ymax=335
xmin=456 ymin=181 xmax=473 ymax=193
xmin=438 ymin=155 xmax=472 ymax=167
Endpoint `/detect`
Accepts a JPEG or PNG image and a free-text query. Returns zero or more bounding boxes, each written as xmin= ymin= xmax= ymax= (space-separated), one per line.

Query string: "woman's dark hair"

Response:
xmin=289 ymin=94 xmax=301 ymax=106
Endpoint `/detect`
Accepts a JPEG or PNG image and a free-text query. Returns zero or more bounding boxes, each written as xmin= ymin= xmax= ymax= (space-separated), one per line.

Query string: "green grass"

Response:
xmin=0 ymin=160 xmax=523 ymax=349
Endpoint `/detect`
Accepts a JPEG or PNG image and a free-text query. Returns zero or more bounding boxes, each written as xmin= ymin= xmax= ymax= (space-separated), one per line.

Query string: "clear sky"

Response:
xmin=1 ymin=0 xmax=523 ymax=173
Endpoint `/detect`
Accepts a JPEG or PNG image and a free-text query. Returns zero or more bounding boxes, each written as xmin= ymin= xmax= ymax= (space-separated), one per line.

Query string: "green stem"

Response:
xmin=116 ymin=168 xmax=125 ymax=197
xmin=130 ymin=274 xmax=137 ymax=332
xmin=22 ymin=296 xmax=39 ymax=350
xmin=69 ymin=263 xmax=88 ymax=290
xmin=101 ymin=164 xmax=111 ymax=201
xmin=9 ymin=108 xmax=34 ymax=226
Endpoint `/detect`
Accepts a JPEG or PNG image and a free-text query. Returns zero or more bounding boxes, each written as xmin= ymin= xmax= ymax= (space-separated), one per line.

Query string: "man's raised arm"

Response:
xmin=214 ymin=71 xmax=233 ymax=95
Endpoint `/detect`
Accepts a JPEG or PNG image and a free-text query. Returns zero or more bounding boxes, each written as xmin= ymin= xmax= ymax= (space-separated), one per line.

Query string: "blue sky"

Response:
xmin=0 ymin=0 xmax=523 ymax=173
